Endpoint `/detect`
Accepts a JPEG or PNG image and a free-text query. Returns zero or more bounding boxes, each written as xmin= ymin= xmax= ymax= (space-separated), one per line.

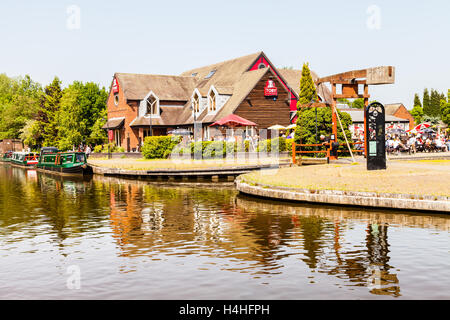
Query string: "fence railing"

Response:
xmin=292 ymin=140 xmax=365 ymax=165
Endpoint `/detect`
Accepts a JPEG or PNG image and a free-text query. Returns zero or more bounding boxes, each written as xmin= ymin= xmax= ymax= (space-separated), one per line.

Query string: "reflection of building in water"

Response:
xmin=236 ymin=196 xmax=404 ymax=296
xmin=105 ymin=179 xmax=297 ymax=272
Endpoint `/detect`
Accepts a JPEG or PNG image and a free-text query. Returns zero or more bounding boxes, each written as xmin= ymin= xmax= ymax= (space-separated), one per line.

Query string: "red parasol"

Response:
xmin=209 ymin=114 xmax=257 ymax=127
xmin=415 ymin=123 xmax=431 ymax=131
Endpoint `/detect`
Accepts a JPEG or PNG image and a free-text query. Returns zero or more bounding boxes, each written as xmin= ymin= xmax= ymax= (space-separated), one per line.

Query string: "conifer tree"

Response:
xmin=422 ymin=88 xmax=431 ymax=116
xmin=440 ymin=90 xmax=450 ymax=127
xmin=36 ymin=77 xmax=62 ymax=147
xmin=430 ymin=89 xmax=442 ymax=117
xmin=413 ymin=93 xmax=422 ymax=108
xmin=294 ymin=63 xmax=318 ymax=144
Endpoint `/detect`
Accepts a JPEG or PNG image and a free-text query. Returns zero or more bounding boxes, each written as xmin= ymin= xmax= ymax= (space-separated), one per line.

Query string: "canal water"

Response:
xmin=0 ymin=164 xmax=449 ymax=299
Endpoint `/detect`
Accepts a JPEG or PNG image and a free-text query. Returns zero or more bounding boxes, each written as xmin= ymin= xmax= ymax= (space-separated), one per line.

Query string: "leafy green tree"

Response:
xmin=0 ymin=74 xmax=42 ymax=139
xmin=410 ymin=105 xmax=424 ymax=125
xmin=295 ymin=107 xmax=353 ymax=152
xmin=88 ymin=109 xmax=108 ymax=146
xmin=440 ymin=90 xmax=450 ymax=127
xmin=422 ymin=114 xmax=440 ymax=125
xmin=337 ymin=98 xmax=351 ymax=106
xmin=56 ymin=84 xmax=84 ymax=150
xmin=352 ymin=98 xmax=365 ymax=109
xmin=295 ymin=63 xmax=318 ymax=144
xmin=423 ymin=88 xmax=431 ymax=116
xmin=56 ymin=81 xmax=108 ymax=150
xmin=19 ymin=119 xmax=41 ymax=150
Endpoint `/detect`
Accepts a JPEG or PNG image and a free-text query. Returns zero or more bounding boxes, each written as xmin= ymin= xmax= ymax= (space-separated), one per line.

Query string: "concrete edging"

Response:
xmin=235 ymin=178 xmax=450 ymax=212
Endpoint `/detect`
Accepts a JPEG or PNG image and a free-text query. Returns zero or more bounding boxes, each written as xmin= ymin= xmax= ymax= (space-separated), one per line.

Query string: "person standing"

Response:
xmin=85 ymin=145 xmax=92 ymax=159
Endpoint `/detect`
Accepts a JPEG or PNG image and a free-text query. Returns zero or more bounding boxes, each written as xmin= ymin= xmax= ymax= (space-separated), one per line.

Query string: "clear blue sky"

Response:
xmin=0 ymin=0 xmax=448 ymax=108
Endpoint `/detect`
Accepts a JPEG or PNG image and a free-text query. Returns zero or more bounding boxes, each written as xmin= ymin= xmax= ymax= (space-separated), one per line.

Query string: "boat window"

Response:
xmin=65 ymin=155 xmax=74 ymax=163
xmin=76 ymin=154 xmax=85 ymax=163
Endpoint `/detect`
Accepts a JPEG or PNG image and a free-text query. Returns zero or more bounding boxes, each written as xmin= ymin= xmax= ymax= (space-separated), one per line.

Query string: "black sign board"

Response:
xmin=365 ymin=102 xmax=386 ymax=170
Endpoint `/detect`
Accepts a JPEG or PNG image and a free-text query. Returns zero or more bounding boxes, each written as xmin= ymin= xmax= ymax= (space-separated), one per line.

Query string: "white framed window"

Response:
xmin=143 ymin=91 xmax=160 ymax=117
xmin=208 ymin=91 xmax=216 ymax=113
xmin=192 ymin=90 xmax=201 ymax=114
xmin=207 ymin=86 xmax=219 ymax=114
xmin=114 ymin=94 xmax=119 ymax=106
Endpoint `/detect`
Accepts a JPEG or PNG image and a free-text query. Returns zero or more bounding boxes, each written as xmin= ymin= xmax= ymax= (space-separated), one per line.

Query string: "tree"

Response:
xmin=352 ymin=98 xmax=365 ymax=109
xmin=35 ymin=77 xmax=63 ymax=147
xmin=422 ymin=114 xmax=441 ymax=125
xmin=410 ymin=105 xmax=424 ymax=125
xmin=441 ymin=90 xmax=450 ymax=127
xmin=0 ymin=74 xmax=42 ymax=140
xmin=413 ymin=93 xmax=422 ymax=108
xmin=294 ymin=63 xmax=318 ymax=144
xmin=430 ymin=89 xmax=442 ymax=117
xmin=423 ymin=88 xmax=431 ymax=116
xmin=88 ymin=109 xmax=108 ymax=146
xmin=295 ymin=107 xmax=353 ymax=152
xmin=19 ymin=119 xmax=41 ymax=150
xmin=56 ymin=81 xmax=108 ymax=150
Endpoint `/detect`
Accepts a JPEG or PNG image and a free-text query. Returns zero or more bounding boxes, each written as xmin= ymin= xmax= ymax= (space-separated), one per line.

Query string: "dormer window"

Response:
xmin=192 ymin=92 xmax=200 ymax=113
xmin=191 ymin=72 xmax=198 ymax=77
xmin=208 ymin=89 xmax=217 ymax=113
xmin=144 ymin=92 xmax=159 ymax=117
xmin=205 ymin=70 xmax=216 ymax=79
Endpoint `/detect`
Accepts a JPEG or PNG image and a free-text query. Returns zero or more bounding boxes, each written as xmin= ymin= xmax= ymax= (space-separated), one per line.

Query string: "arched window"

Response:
xmin=192 ymin=92 xmax=200 ymax=113
xmin=146 ymin=95 xmax=158 ymax=116
xmin=208 ymin=90 xmax=216 ymax=112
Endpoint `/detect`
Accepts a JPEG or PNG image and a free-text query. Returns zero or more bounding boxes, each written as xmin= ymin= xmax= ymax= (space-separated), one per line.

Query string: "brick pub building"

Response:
xmin=103 ymin=52 xmax=330 ymax=152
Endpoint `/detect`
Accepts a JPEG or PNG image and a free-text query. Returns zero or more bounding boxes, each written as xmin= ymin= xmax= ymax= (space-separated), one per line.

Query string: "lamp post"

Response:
xmin=103 ymin=117 xmax=111 ymax=159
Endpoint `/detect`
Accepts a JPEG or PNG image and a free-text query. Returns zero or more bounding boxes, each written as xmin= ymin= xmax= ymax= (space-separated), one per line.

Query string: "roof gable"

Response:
xmin=115 ymin=73 xmax=197 ymax=101
xmin=180 ymin=52 xmax=262 ymax=94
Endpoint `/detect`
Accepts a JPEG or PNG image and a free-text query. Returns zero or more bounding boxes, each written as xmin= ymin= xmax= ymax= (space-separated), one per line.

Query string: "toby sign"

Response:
xmin=108 ymin=129 xmax=114 ymax=142
xmin=264 ymin=79 xmax=277 ymax=97
xmin=112 ymin=78 xmax=119 ymax=94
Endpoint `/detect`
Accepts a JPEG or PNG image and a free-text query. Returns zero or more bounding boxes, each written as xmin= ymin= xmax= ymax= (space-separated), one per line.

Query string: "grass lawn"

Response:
xmin=88 ymin=157 xmax=289 ymax=170
xmin=239 ymin=160 xmax=450 ymax=197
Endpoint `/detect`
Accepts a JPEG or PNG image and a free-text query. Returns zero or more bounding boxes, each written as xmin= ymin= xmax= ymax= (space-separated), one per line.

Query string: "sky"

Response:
xmin=0 ymin=0 xmax=448 ymax=108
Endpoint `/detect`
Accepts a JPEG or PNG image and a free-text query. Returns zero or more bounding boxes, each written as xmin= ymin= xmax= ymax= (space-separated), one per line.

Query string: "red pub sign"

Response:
xmin=264 ymin=79 xmax=277 ymax=97
xmin=112 ymin=78 xmax=119 ymax=94
xmin=108 ymin=129 xmax=114 ymax=141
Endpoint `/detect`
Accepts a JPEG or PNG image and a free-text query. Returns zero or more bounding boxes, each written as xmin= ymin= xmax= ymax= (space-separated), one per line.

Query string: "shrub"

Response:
xmin=101 ymin=143 xmax=116 ymax=153
xmin=93 ymin=145 xmax=103 ymax=153
xmin=257 ymin=137 xmax=287 ymax=153
xmin=116 ymin=147 xmax=125 ymax=153
xmin=142 ymin=136 xmax=182 ymax=159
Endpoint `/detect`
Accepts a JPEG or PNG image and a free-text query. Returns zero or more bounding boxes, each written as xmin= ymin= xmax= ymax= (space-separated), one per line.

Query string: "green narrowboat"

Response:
xmin=36 ymin=149 xmax=93 ymax=175
xmin=1 ymin=151 xmax=13 ymax=162
xmin=10 ymin=152 xmax=40 ymax=168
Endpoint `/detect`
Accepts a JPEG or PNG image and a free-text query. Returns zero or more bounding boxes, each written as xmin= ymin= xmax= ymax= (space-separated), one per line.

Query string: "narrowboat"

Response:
xmin=1 ymin=151 xmax=13 ymax=162
xmin=10 ymin=152 xmax=40 ymax=168
xmin=36 ymin=148 xmax=93 ymax=175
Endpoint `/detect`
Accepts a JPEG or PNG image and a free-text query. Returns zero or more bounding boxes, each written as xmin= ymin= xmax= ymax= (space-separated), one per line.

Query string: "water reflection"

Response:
xmin=0 ymin=164 xmax=449 ymax=299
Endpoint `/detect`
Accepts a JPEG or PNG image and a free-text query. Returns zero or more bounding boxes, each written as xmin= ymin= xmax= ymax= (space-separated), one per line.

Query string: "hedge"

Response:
xmin=256 ymin=137 xmax=292 ymax=153
xmin=142 ymin=136 xmax=182 ymax=159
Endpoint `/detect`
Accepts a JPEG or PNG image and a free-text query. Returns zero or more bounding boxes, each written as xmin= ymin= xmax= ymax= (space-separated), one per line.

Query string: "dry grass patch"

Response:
xmin=240 ymin=161 xmax=450 ymax=197
xmin=88 ymin=157 xmax=289 ymax=171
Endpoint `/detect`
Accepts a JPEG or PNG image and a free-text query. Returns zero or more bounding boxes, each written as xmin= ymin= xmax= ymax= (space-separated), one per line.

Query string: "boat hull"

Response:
xmin=37 ymin=164 xmax=93 ymax=176
xmin=10 ymin=161 xmax=37 ymax=169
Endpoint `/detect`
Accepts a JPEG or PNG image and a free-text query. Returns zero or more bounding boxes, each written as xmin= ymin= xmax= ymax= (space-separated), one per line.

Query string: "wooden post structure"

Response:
xmin=316 ymin=66 xmax=395 ymax=161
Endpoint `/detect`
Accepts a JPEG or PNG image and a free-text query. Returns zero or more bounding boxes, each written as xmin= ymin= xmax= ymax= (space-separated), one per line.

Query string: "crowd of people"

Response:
xmin=385 ymin=132 xmax=449 ymax=155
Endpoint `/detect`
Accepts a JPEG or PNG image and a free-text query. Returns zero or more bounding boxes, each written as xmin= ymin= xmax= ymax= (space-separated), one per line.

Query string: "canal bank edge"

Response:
xmin=235 ymin=177 xmax=450 ymax=213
